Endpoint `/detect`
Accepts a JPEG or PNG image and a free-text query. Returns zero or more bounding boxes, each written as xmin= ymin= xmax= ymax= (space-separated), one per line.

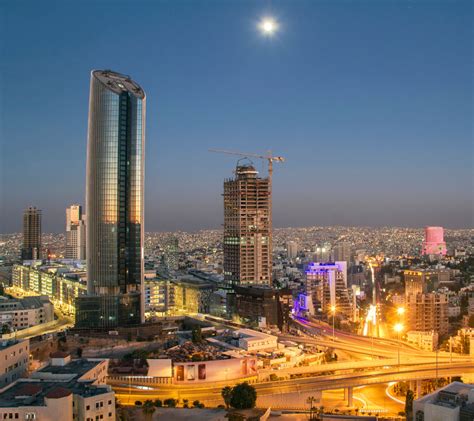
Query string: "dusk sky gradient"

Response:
xmin=1 ymin=0 xmax=472 ymax=233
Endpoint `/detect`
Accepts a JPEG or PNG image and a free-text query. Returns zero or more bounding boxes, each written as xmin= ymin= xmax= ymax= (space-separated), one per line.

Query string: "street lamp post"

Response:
xmin=330 ymin=305 xmax=336 ymax=342
xmin=394 ymin=323 xmax=404 ymax=369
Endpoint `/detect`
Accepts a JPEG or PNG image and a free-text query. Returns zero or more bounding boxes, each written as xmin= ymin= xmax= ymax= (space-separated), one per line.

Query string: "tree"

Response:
xmin=77 ymin=347 xmax=83 ymax=358
xmin=183 ymin=399 xmax=189 ymax=408
xmin=142 ymin=400 xmax=155 ymax=421
xmin=153 ymin=399 xmax=162 ymax=407
xmin=1 ymin=324 xmax=11 ymax=335
xmin=221 ymin=386 xmax=233 ymax=409
xmin=164 ymin=398 xmax=177 ymax=408
xmin=135 ymin=401 xmax=142 ymax=406
xmin=191 ymin=326 xmax=203 ymax=343
xmin=405 ymin=389 xmax=414 ymax=419
xmin=229 ymin=382 xmax=257 ymax=410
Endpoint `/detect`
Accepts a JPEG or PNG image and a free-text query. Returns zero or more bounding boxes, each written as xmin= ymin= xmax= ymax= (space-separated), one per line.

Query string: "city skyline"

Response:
xmin=1 ymin=0 xmax=472 ymax=233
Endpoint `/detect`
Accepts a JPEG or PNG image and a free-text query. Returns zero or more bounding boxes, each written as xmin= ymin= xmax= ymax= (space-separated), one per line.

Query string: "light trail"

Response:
xmin=385 ymin=382 xmax=406 ymax=405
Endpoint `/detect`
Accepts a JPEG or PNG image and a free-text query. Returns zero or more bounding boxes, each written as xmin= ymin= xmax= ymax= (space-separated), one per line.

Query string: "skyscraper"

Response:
xmin=332 ymin=242 xmax=352 ymax=265
xmin=223 ymin=163 xmax=271 ymax=286
xmin=65 ymin=204 xmax=86 ymax=260
xmin=76 ymin=70 xmax=146 ymax=329
xmin=21 ymin=207 xmax=42 ymax=260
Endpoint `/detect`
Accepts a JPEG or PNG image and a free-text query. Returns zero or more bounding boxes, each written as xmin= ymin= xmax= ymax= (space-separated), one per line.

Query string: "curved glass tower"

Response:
xmin=76 ymin=70 xmax=146 ymax=328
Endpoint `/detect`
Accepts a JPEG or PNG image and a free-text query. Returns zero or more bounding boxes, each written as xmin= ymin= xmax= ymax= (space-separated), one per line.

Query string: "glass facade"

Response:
xmin=76 ymin=70 xmax=146 ymax=329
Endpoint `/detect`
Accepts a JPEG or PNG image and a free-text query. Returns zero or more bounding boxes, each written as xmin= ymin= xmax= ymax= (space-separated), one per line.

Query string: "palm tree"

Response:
xmin=142 ymin=400 xmax=156 ymax=421
xmin=221 ymin=386 xmax=233 ymax=409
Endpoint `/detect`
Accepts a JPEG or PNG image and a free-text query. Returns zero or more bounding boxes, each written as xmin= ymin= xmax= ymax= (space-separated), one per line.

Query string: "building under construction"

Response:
xmin=223 ymin=163 xmax=272 ymax=287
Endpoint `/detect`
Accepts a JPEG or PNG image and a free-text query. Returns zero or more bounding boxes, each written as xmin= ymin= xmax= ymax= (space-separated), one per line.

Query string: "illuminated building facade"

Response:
xmin=422 ymin=226 xmax=447 ymax=256
xmin=223 ymin=164 xmax=271 ymax=286
xmin=406 ymin=292 xmax=449 ymax=336
xmin=65 ymin=205 xmax=86 ymax=260
xmin=305 ymin=261 xmax=353 ymax=319
xmin=21 ymin=207 xmax=42 ymax=260
xmin=76 ymin=70 xmax=146 ymax=328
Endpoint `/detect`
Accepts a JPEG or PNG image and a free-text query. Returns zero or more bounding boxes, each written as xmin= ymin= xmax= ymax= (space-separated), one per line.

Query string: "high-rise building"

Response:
xmin=76 ymin=70 xmax=146 ymax=329
xmin=21 ymin=207 xmax=42 ymax=260
xmin=287 ymin=241 xmax=298 ymax=260
xmin=406 ymin=292 xmax=449 ymax=336
xmin=65 ymin=205 xmax=86 ymax=260
xmin=223 ymin=163 xmax=271 ymax=286
xmin=422 ymin=226 xmax=447 ymax=256
xmin=305 ymin=261 xmax=353 ymax=319
xmin=332 ymin=242 xmax=351 ymax=265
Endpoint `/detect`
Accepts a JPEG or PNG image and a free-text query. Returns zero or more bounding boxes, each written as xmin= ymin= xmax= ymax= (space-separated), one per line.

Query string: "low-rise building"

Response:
xmin=234 ymin=329 xmax=278 ymax=352
xmin=0 ymin=296 xmax=54 ymax=330
xmin=0 ymin=353 xmax=114 ymax=421
xmin=406 ymin=330 xmax=438 ymax=351
xmin=413 ymin=381 xmax=474 ymax=421
xmin=0 ymin=340 xmax=29 ymax=386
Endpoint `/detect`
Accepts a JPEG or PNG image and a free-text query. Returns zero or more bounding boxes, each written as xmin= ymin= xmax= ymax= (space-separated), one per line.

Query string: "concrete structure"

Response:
xmin=0 ymin=296 xmax=54 ymax=330
xmin=21 ymin=207 xmax=41 ymax=260
xmin=76 ymin=70 xmax=146 ymax=329
xmin=0 ymin=354 xmax=114 ymax=421
xmin=234 ymin=329 xmax=278 ymax=352
xmin=413 ymin=381 xmax=474 ymax=421
xmin=406 ymin=330 xmax=439 ymax=351
xmin=313 ymin=243 xmax=331 ymax=263
xmin=422 ymin=226 xmax=447 ymax=256
xmin=0 ymin=340 xmax=29 ymax=387
xmin=305 ymin=262 xmax=352 ymax=319
xmin=223 ymin=164 xmax=271 ymax=286
xmin=406 ymin=292 xmax=449 ymax=336
xmin=65 ymin=205 xmax=86 ymax=260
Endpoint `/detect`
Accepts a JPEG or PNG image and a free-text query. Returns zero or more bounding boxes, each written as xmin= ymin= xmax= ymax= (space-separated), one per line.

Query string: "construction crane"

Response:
xmin=208 ymin=149 xmax=285 ymax=181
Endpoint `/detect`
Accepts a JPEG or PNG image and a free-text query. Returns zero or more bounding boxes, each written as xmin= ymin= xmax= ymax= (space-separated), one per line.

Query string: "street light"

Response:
xmin=396 ymin=307 xmax=405 ymax=317
xmin=330 ymin=305 xmax=336 ymax=342
xmin=394 ymin=323 xmax=404 ymax=369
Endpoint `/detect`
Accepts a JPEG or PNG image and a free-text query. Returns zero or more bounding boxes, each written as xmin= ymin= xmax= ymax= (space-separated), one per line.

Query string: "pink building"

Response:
xmin=422 ymin=226 xmax=447 ymax=256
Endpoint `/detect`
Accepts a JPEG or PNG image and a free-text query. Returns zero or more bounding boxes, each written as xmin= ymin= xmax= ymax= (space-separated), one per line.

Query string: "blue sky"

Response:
xmin=1 ymin=0 xmax=472 ymax=233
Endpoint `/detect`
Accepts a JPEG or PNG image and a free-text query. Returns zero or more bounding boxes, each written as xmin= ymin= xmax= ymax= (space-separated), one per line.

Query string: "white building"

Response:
xmin=413 ymin=381 xmax=474 ymax=421
xmin=65 ymin=205 xmax=86 ymax=260
xmin=234 ymin=329 xmax=278 ymax=352
xmin=0 ymin=296 xmax=54 ymax=330
xmin=0 ymin=353 xmax=114 ymax=421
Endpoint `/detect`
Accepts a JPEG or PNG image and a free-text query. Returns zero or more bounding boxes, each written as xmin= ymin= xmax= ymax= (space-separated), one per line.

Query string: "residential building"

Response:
xmin=21 ymin=207 xmax=41 ymax=260
xmin=223 ymin=163 xmax=271 ymax=286
xmin=406 ymin=292 xmax=449 ymax=336
xmin=406 ymin=330 xmax=439 ymax=351
xmin=76 ymin=70 xmax=146 ymax=329
xmin=0 ymin=340 xmax=29 ymax=386
xmin=0 ymin=296 xmax=53 ymax=330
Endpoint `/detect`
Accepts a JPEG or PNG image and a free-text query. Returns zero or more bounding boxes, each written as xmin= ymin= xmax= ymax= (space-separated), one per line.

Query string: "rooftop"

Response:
xmin=93 ymin=69 xmax=145 ymax=99
xmin=0 ymin=380 xmax=110 ymax=408
xmin=33 ymin=359 xmax=103 ymax=381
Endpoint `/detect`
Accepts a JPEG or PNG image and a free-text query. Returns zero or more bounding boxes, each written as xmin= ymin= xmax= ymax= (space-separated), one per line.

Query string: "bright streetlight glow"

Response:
xmin=330 ymin=305 xmax=336 ymax=313
xmin=394 ymin=323 xmax=404 ymax=333
xmin=259 ymin=17 xmax=278 ymax=36
xmin=397 ymin=307 xmax=405 ymax=316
